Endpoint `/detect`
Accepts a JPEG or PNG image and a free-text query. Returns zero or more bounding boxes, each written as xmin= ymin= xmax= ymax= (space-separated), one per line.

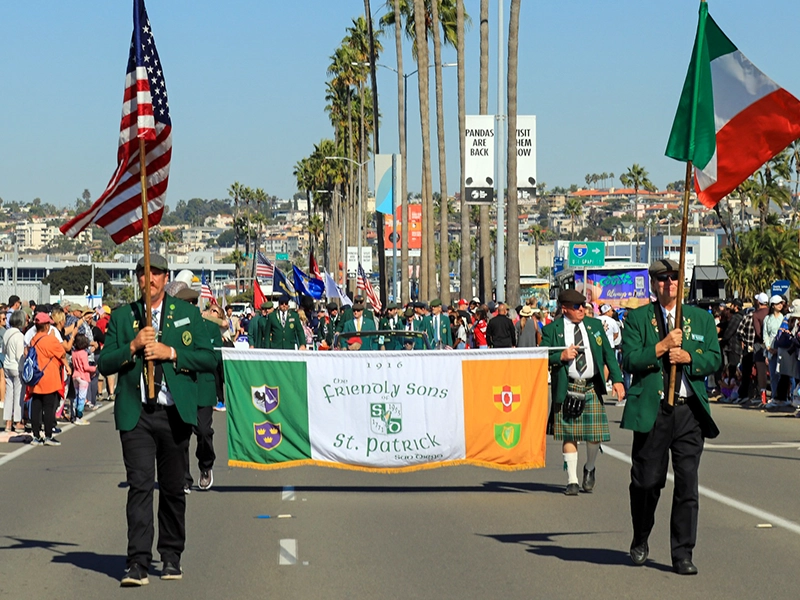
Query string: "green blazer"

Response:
xmin=428 ymin=313 xmax=453 ymax=348
xmin=98 ymin=295 xmax=217 ymax=432
xmin=620 ymin=302 xmax=720 ymax=437
xmin=378 ymin=315 xmax=403 ymax=350
xmin=340 ymin=315 xmax=377 ymax=350
xmin=541 ymin=315 xmax=623 ymax=408
xmin=248 ymin=314 xmax=262 ymax=348
xmin=264 ymin=309 xmax=306 ymax=349
xmin=198 ymin=316 xmax=223 ymax=407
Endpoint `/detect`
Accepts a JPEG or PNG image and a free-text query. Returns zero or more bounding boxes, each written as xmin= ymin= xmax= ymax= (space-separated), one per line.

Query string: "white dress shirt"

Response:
xmin=563 ymin=316 xmax=596 ymax=380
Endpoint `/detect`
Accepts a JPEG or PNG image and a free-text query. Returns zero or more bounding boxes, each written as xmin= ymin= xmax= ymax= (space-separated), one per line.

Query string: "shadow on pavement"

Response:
xmin=481 ymin=532 xmax=673 ymax=571
xmin=52 ymin=551 xmax=124 ymax=580
xmin=0 ymin=536 xmax=124 ymax=580
xmin=210 ymin=481 xmax=565 ymax=494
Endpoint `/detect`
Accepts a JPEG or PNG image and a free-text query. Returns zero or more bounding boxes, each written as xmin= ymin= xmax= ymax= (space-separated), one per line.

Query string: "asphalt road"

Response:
xmin=1 ymin=400 xmax=800 ymax=600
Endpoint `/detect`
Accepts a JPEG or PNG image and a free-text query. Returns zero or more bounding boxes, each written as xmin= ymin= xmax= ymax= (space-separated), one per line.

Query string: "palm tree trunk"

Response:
xmin=431 ymin=0 xmax=450 ymax=305
xmin=413 ymin=0 xmax=433 ymax=301
xmin=457 ymin=0 xmax=470 ymax=301
xmin=359 ymin=81 xmax=367 ymax=296
xmin=505 ymin=0 xmax=521 ymax=307
xmin=393 ymin=0 xmax=409 ymax=304
xmin=479 ymin=0 xmax=491 ymax=301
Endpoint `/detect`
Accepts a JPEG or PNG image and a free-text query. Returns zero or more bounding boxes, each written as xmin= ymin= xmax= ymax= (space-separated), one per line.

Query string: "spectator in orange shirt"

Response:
xmin=29 ymin=312 xmax=69 ymax=446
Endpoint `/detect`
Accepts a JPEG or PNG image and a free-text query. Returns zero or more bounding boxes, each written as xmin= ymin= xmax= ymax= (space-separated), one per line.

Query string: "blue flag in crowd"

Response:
xmin=273 ymin=266 xmax=295 ymax=299
xmin=293 ymin=266 xmax=324 ymax=300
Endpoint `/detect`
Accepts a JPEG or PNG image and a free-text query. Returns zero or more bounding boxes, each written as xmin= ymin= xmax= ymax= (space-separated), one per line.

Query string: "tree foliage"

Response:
xmin=42 ymin=265 xmax=111 ymax=295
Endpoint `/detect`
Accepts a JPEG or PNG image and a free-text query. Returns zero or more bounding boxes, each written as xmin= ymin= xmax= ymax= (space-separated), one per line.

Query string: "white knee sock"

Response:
xmin=563 ymin=451 xmax=579 ymax=484
xmin=585 ymin=442 xmax=600 ymax=472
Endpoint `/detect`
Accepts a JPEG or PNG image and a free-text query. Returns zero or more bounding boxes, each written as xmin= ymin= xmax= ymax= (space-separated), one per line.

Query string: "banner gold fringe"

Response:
xmin=228 ymin=458 xmax=545 ymax=473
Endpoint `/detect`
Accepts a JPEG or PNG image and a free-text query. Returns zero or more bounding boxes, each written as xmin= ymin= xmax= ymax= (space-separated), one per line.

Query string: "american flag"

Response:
xmin=60 ymin=0 xmax=172 ymax=244
xmin=200 ymin=273 xmax=215 ymax=304
xmin=357 ymin=263 xmax=382 ymax=312
xmin=256 ymin=251 xmax=275 ymax=279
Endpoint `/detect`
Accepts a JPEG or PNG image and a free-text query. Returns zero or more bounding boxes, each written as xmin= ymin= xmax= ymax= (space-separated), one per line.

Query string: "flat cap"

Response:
xmin=430 ymin=298 xmax=442 ymax=308
xmin=648 ymin=258 xmax=680 ymax=276
xmin=278 ymin=295 xmax=291 ymax=304
xmin=387 ymin=302 xmax=398 ymax=310
xmin=558 ymin=288 xmax=586 ymax=305
xmin=136 ymin=253 xmax=168 ymax=272
xmin=326 ymin=302 xmax=338 ymax=312
xmin=260 ymin=301 xmax=273 ymax=310
xmin=352 ymin=303 xmax=365 ymax=311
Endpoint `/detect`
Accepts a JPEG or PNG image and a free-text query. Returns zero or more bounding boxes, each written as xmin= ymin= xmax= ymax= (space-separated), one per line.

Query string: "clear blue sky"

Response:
xmin=4 ymin=0 xmax=800 ymax=210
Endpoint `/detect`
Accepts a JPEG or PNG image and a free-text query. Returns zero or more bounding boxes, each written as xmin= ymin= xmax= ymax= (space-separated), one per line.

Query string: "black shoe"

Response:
xmin=564 ymin=483 xmax=580 ymax=496
xmin=582 ymin=466 xmax=596 ymax=493
xmin=673 ymin=558 xmax=698 ymax=575
xmin=630 ymin=540 xmax=649 ymax=565
xmin=120 ymin=563 xmax=149 ymax=587
xmin=198 ymin=469 xmax=213 ymax=491
xmin=161 ymin=561 xmax=183 ymax=580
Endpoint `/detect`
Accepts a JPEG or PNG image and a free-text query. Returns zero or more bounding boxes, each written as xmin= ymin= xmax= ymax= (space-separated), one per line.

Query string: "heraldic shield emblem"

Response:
xmin=255 ymin=421 xmax=282 ymax=451
xmin=494 ymin=422 xmax=521 ymax=449
xmin=252 ymin=385 xmax=279 ymax=414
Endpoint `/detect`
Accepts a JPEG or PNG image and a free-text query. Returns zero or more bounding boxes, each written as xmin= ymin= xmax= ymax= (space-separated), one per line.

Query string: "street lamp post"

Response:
xmin=325 ymin=156 xmax=370 ymax=291
xmin=355 ymin=61 xmax=456 ymax=302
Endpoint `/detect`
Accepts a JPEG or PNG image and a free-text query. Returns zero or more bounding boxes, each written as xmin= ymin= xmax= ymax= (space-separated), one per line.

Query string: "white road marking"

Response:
xmin=279 ymin=539 xmax=298 ymax=565
xmin=604 ymin=445 xmax=800 ymax=536
xmin=705 ymin=442 xmax=800 ymax=450
xmin=282 ymin=486 xmax=295 ymax=501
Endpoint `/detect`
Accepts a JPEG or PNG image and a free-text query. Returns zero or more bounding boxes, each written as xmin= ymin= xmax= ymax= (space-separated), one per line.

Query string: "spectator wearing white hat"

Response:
xmin=764 ymin=295 xmax=787 ymax=403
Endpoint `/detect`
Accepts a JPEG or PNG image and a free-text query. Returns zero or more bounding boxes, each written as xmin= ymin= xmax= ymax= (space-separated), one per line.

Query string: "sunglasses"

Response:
xmin=656 ymin=273 xmax=680 ymax=282
xmin=568 ymin=303 xmax=584 ymax=310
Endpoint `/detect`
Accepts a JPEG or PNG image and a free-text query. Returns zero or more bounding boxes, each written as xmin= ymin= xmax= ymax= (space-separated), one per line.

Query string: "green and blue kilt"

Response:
xmin=548 ymin=380 xmax=610 ymax=442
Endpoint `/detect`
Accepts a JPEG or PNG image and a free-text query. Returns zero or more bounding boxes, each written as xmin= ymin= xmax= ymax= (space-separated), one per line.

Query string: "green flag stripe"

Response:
xmin=665 ymin=2 xmax=716 ymax=171
xmin=705 ymin=14 xmax=737 ymax=62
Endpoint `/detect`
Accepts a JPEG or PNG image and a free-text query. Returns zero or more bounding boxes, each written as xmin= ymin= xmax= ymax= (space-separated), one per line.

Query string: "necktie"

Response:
xmin=148 ymin=309 xmax=164 ymax=404
xmin=357 ymin=318 xmax=361 ymax=332
xmin=281 ymin=312 xmax=286 ymax=327
xmin=667 ymin=313 xmax=675 ymax=331
xmin=574 ymin=323 xmax=587 ymax=375
xmin=435 ymin=316 xmax=440 ymax=343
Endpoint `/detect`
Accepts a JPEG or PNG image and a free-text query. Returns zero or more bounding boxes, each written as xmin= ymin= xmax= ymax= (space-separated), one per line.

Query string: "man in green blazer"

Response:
xmin=263 ymin=296 xmax=306 ymax=350
xmin=621 ymin=258 xmax=720 ymax=576
xmin=542 ymin=288 xmax=625 ymax=496
xmin=340 ymin=302 xmax=377 ymax=350
xmin=99 ymin=254 xmax=216 ymax=586
xmin=378 ymin=302 xmax=403 ymax=350
xmin=428 ymin=299 xmax=453 ymax=349
xmin=174 ymin=287 xmax=221 ymax=493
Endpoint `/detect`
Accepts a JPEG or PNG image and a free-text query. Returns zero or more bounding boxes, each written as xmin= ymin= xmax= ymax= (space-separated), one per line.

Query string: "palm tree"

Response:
xmin=410 ymin=0 xmax=433 ymax=299
xmin=529 ymin=224 xmax=545 ymax=274
xmin=390 ymin=0 xmax=409 ymax=303
xmin=430 ymin=0 xmax=451 ymax=304
xmin=565 ymin=198 xmax=583 ymax=236
xmin=619 ymin=164 xmax=655 ymax=260
xmin=479 ymin=0 xmax=490 ymax=301
xmin=505 ymin=0 xmax=521 ymax=306
xmin=456 ymin=0 xmax=470 ymax=301
xmin=227 ymin=181 xmax=245 ymax=292
xmin=788 ymin=140 xmax=800 ymax=228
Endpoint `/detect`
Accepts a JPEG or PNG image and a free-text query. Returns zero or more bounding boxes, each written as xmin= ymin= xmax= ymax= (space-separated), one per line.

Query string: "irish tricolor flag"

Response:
xmin=666 ymin=2 xmax=800 ymax=207
xmin=222 ymin=348 xmax=549 ymax=472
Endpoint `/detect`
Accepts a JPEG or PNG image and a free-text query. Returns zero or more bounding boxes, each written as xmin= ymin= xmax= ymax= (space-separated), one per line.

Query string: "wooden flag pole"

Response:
xmin=667 ymin=160 xmax=694 ymax=406
xmin=139 ymin=138 xmax=155 ymax=400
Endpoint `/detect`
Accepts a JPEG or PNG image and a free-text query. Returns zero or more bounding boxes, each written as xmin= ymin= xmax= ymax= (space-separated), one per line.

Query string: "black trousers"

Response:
xmin=31 ymin=392 xmax=58 ymax=439
xmin=629 ymin=401 xmax=704 ymax=562
xmin=185 ymin=405 xmax=216 ymax=486
xmin=120 ymin=404 xmax=192 ymax=569
xmin=738 ymin=351 xmax=754 ymax=399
